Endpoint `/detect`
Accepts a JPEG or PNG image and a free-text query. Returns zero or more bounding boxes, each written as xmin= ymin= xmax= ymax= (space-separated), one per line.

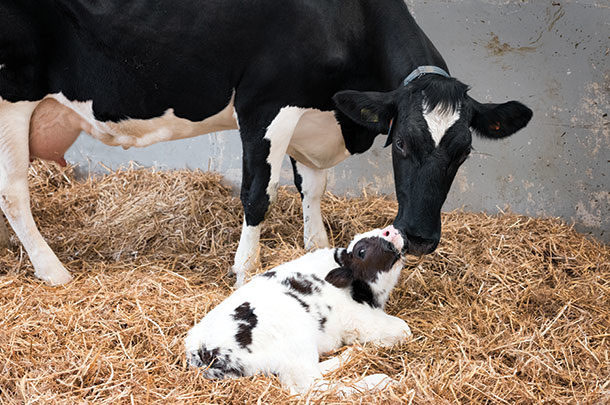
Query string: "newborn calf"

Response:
xmin=185 ymin=227 xmax=412 ymax=394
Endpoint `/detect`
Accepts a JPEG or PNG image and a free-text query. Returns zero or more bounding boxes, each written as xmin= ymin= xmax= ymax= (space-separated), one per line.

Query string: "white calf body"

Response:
xmin=185 ymin=228 xmax=411 ymax=394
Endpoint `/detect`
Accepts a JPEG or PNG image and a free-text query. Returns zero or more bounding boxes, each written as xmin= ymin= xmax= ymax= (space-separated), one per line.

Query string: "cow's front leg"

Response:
xmin=290 ymin=158 xmax=329 ymax=249
xmin=0 ymin=101 xmax=72 ymax=285
xmin=231 ymin=107 xmax=306 ymax=286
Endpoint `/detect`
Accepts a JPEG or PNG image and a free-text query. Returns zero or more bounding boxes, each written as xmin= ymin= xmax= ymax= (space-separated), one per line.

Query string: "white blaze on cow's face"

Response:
xmin=422 ymin=101 xmax=461 ymax=147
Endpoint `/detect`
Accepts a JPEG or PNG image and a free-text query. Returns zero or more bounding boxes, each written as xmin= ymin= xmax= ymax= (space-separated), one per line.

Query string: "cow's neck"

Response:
xmin=363 ymin=0 xmax=449 ymax=89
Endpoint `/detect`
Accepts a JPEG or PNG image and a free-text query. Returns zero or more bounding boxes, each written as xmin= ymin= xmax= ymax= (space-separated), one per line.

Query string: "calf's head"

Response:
xmin=333 ymin=75 xmax=532 ymax=256
xmin=325 ymin=227 xmax=403 ymax=308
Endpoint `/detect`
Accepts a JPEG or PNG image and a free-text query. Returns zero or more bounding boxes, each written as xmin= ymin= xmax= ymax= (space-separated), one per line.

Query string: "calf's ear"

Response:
xmin=332 ymin=90 xmax=396 ymax=134
xmin=325 ymin=267 xmax=353 ymax=288
xmin=468 ymin=97 xmax=533 ymax=139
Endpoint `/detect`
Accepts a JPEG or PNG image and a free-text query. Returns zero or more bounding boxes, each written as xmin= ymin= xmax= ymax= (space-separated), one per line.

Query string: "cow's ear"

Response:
xmin=325 ymin=267 xmax=353 ymax=288
xmin=333 ymin=90 xmax=396 ymax=134
xmin=469 ymin=97 xmax=533 ymax=139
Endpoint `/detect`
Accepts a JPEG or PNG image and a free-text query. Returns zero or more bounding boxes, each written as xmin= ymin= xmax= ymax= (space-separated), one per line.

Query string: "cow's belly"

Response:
xmin=287 ymin=109 xmax=350 ymax=170
xmin=28 ymin=93 xmax=238 ymax=165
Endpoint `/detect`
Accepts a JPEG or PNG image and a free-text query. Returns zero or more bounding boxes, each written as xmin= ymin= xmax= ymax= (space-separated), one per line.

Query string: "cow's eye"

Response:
xmin=395 ymin=138 xmax=405 ymax=153
xmin=357 ymin=248 xmax=366 ymax=258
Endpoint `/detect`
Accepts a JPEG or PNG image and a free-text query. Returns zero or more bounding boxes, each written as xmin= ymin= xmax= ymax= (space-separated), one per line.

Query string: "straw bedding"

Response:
xmin=0 ymin=161 xmax=608 ymax=404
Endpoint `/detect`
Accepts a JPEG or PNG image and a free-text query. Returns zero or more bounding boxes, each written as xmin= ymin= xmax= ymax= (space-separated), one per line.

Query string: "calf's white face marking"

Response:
xmin=422 ymin=101 xmax=460 ymax=147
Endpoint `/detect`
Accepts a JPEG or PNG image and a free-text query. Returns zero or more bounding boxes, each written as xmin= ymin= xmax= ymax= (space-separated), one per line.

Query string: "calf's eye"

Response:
xmin=358 ymin=248 xmax=366 ymax=258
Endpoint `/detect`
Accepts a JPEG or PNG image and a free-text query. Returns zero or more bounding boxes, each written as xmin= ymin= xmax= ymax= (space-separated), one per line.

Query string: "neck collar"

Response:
xmin=402 ymin=66 xmax=450 ymax=86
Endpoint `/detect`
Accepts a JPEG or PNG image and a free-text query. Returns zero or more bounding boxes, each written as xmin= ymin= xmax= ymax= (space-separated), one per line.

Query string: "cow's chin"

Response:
xmin=401 ymin=239 xmax=439 ymax=256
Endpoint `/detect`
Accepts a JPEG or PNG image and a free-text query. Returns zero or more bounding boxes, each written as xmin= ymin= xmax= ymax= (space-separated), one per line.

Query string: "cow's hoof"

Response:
xmin=35 ymin=265 xmax=73 ymax=286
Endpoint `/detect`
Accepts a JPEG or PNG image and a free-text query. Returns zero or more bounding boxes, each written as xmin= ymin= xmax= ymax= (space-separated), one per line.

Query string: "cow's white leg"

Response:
xmin=290 ymin=158 xmax=329 ymax=249
xmin=232 ymin=107 xmax=305 ymax=286
xmin=0 ymin=213 xmax=10 ymax=248
xmin=231 ymin=220 xmax=260 ymax=287
xmin=0 ymin=101 xmax=72 ymax=285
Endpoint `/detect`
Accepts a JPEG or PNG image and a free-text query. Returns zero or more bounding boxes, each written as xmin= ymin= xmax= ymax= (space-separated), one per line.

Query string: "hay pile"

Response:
xmin=0 ymin=161 xmax=608 ymax=404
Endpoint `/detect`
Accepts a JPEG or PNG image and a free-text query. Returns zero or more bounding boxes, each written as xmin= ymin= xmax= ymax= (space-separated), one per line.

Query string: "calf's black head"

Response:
xmin=333 ymin=75 xmax=532 ymax=256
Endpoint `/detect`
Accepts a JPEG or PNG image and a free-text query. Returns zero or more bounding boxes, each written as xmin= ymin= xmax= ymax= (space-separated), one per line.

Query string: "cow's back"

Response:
xmin=0 ymin=0 xmax=367 ymax=121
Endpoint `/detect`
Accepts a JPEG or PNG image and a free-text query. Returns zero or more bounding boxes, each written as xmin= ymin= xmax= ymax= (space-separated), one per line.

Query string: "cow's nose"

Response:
xmin=404 ymin=233 xmax=438 ymax=255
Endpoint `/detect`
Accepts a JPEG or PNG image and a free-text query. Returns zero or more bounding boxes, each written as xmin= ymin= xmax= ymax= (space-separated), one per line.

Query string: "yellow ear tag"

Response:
xmin=360 ymin=108 xmax=379 ymax=123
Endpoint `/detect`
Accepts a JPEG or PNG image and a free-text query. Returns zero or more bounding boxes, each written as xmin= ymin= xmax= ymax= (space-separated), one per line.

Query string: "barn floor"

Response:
xmin=0 ymin=162 xmax=608 ymax=404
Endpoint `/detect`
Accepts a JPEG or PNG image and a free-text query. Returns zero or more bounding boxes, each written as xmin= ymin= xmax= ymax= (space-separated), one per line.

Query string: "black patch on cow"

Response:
xmin=351 ymin=279 xmax=378 ymax=308
xmin=260 ymin=270 xmax=276 ymax=278
xmin=290 ymin=157 xmax=304 ymax=199
xmin=188 ymin=346 xmax=244 ymax=379
xmin=232 ymin=302 xmax=258 ymax=350
xmin=285 ymin=291 xmax=310 ymax=312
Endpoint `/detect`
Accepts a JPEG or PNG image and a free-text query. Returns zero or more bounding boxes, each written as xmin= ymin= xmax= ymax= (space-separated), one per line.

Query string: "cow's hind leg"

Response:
xmin=0 ymin=101 xmax=72 ymax=285
xmin=231 ymin=106 xmax=306 ymax=286
xmin=0 ymin=213 xmax=10 ymax=248
xmin=290 ymin=158 xmax=329 ymax=249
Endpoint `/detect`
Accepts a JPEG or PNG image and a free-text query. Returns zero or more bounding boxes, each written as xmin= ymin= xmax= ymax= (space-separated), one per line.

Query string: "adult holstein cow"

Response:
xmin=0 ymin=0 xmax=532 ymax=285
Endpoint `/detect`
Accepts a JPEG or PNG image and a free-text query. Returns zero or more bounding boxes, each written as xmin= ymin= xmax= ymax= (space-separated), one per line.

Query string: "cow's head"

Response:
xmin=333 ymin=75 xmax=532 ymax=256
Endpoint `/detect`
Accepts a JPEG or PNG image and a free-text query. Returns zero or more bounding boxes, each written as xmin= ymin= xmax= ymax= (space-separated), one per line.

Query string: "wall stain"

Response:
xmin=486 ymin=33 xmax=537 ymax=56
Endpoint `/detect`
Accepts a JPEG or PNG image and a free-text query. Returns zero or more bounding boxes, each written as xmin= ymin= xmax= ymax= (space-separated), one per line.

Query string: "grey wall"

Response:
xmin=65 ymin=0 xmax=609 ymax=241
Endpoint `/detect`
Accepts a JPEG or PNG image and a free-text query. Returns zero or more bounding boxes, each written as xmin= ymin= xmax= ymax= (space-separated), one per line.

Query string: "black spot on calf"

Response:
xmin=232 ymin=302 xmax=258 ymax=350
xmin=282 ymin=272 xmax=321 ymax=295
xmin=189 ymin=346 xmax=245 ymax=378
xmin=285 ymin=291 xmax=310 ymax=312
xmin=318 ymin=316 xmax=327 ymax=331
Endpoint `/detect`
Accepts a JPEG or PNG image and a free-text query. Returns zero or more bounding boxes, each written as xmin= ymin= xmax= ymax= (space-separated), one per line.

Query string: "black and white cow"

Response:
xmin=0 ymin=0 xmax=532 ymax=285
xmin=185 ymin=227 xmax=410 ymax=394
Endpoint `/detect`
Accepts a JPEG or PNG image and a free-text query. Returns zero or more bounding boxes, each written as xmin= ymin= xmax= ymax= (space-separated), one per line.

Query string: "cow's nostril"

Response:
xmin=383 ymin=230 xmax=390 ymax=237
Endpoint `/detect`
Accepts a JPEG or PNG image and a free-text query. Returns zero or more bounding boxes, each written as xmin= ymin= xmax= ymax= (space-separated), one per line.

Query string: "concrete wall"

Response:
xmin=65 ymin=0 xmax=610 ymax=241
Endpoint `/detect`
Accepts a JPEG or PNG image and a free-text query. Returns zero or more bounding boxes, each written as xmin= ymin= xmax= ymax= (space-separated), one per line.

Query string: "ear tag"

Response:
xmin=490 ymin=122 xmax=501 ymax=131
xmin=360 ymin=108 xmax=379 ymax=123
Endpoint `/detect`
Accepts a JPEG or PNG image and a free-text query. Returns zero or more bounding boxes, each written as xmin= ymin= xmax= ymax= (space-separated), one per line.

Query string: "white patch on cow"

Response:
xmin=263 ymin=107 xmax=306 ymax=203
xmin=48 ymin=91 xmax=237 ymax=149
xmin=423 ymin=102 xmax=460 ymax=147
xmin=288 ymin=109 xmax=351 ymax=170
xmin=294 ymin=161 xmax=329 ymax=249
xmin=0 ymin=64 xmax=5 ymax=71
xmin=232 ymin=220 xmax=261 ymax=287
xmin=0 ymin=100 xmax=72 ymax=284
xmin=186 ymin=228 xmax=410 ymax=395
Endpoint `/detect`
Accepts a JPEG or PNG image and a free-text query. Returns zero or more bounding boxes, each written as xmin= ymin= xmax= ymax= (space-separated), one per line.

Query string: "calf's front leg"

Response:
xmin=346 ymin=309 xmax=412 ymax=347
xmin=0 ymin=100 xmax=72 ymax=285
